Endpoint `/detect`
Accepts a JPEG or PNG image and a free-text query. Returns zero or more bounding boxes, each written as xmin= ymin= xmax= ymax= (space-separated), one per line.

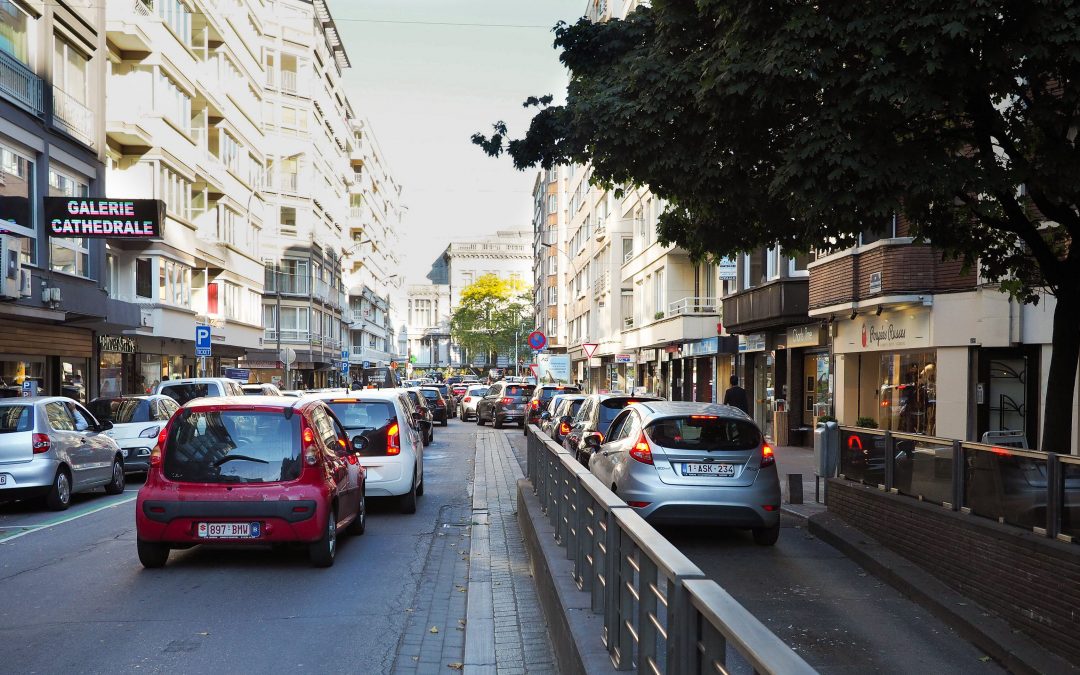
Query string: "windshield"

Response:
xmin=89 ymin=398 xmax=150 ymax=424
xmin=163 ymin=410 xmax=300 ymax=483
xmin=504 ymin=385 xmax=533 ymax=397
xmin=160 ymin=383 xmax=211 ymax=405
xmin=0 ymin=405 xmax=31 ymax=433
xmin=646 ymin=417 xmax=762 ymax=451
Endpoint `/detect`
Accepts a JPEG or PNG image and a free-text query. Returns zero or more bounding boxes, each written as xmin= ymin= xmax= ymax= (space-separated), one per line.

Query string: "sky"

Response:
xmin=326 ymin=0 xmax=585 ymax=284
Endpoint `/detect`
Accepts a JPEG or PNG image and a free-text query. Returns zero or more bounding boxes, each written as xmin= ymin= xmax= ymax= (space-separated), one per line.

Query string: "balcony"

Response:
xmin=264 ymin=269 xmax=310 ymax=296
xmin=722 ymin=278 xmax=809 ymax=334
xmin=52 ymin=87 xmax=95 ymax=148
xmin=264 ymin=329 xmax=311 ymax=343
xmin=0 ymin=50 xmax=43 ymax=117
xmin=668 ymin=296 xmax=720 ymax=316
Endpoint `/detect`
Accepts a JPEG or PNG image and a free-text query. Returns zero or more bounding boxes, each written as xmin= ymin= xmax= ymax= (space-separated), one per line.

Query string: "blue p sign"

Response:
xmin=195 ymin=325 xmax=212 ymax=357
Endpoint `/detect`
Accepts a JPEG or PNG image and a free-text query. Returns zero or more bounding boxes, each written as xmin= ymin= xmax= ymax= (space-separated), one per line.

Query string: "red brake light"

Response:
xmin=32 ymin=433 xmax=51 ymax=454
xmin=530 ymin=399 xmax=539 ymax=410
xmin=303 ymin=427 xmax=315 ymax=444
xmin=387 ymin=423 xmax=400 ymax=455
xmin=501 ymin=397 xmax=514 ymax=406
xmin=629 ymin=433 xmax=653 ymax=465
xmin=761 ymin=444 xmax=775 ymax=467
xmin=559 ymin=422 xmax=570 ymax=435
xmin=302 ymin=422 xmax=318 ymax=466
xmin=464 ymin=397 xmax=471 ymax=402
xmin=690 ymin=415 xmax=718 ymax=419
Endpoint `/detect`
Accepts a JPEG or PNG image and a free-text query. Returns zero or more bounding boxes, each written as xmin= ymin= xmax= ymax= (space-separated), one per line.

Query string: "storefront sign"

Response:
xmin=664 ymin=344 xmax=680 ymax=354
xmin=223 ymin=368 xmax=250 ymax=382
xmin=738 ymin=333 xmax=767 ymax=353
xmin=614 ymin=353 xmax=634 ymax=363
xmin=98 ymin=334 xmax=136 ymax=354
xmin=683 ymin=337 xmax=719 ymax=357
xmin=786 ymin=325 xmax=823 ymax=349
xmin=835 ymin=308 xmax=930 ymax=353
xmin=639 ymin=349 xmax=657 ymax=362
xmin=718 ymin=257 xmax=737 ymax=280
xmin=869 ymin=271 xmax=882 ymax=294
xmin=44 ymin=198 xmax=163 ymax=239
xmin=239 ymin=360 xmax=284 ymax=369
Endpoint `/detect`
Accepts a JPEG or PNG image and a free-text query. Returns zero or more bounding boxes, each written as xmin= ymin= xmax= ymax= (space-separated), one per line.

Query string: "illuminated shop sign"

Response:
xmin=44 ymin=198 xmax=163 ymax=239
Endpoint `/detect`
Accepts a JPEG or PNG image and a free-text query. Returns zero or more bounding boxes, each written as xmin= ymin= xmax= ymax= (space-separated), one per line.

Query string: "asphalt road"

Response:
xmin=505 ymin=430 xmax=1003 ymax=674
xmin=0 ymin=416 xmax=475 ymax=674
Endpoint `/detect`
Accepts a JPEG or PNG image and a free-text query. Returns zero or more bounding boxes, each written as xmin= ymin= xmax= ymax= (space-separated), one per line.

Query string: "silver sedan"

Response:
xmin=587 ymin=401 xmax=781 ymax=545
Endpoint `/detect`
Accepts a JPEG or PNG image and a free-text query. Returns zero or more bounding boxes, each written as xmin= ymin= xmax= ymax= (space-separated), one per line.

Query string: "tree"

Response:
xmin=450 ymin=275 xmax=532 ymax=368
xmin=474 ymin=1 xmax=1080 ymax=451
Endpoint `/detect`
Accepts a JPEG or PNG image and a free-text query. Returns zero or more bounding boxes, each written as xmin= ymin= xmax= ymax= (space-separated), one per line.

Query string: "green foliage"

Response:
xmin=855 ymin=417 xmax=880 ymax=430
xmin=450 ymin=275 xmax=532 ymax=366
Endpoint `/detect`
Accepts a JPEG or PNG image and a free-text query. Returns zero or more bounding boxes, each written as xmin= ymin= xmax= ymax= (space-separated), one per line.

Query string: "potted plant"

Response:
xmin=815 ymin=414 xmax=837 ymax=426
xmin=654 ymin=310 xmax=665 ymax=320
xmin=855 ymin=416 xmax=879 ymax=429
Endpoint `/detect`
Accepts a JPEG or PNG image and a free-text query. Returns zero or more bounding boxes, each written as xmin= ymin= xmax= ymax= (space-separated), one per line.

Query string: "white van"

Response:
xmin=153 ymin=378 xmax=245 ymax=405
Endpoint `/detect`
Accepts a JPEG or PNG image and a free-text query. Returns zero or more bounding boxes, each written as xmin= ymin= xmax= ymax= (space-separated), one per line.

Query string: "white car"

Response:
xmin=154 ymin=377 xmax=245 ymax=404
xmin=241 ymin=383 xmax=283 ymax=396
xmin=87 ymin=395 xmax=180 ymax=473
xmin=304 ymin=391 xmax=425 ymax=513
xmin=458 ymin=384 xmax=489 ymax=421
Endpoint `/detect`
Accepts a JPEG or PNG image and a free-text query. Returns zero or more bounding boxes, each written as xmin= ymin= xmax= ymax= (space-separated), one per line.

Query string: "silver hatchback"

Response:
xmin=588 ymin=401 xmax=781 ymax=545
xmin=0 ymin=397 xmax=126 ymax=510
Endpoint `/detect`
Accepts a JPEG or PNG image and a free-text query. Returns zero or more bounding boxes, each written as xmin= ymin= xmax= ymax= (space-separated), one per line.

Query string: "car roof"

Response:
xmin=90 ymin=394 xmax=159 ymax=401
xmin=180 ymin=395 xmax=302 ymax=410
xmin=628 ymin=401 xmax=752 ymax=422
xmin=302 ymin=390 xmax=400 ymax=403
xmin=0 ymin=396 xmax=72 ymax=406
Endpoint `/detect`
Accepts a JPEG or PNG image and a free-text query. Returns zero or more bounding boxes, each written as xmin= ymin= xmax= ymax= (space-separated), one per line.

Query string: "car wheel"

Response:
xmin=310 ymin=508 xmax=337 ymax=567
xmin=400 ymin=475 xmax=418 ymax=514
xmin=752 ymin=525 xmax=780 ymax=546
xmin=104 ymin=458 xmax=125 ymax=495
xmin=440 ymin=417 xmax=448 ymax=427
xmin=45 ymin=468 xmax=72 ymax=511
xmin=476 ymin=408 xmax=485 ymax=426
xmin=346 ymin=491 xmax=366 ymax=536
xmin=137 ymin=539 xmax=170 ymax=568
xmin=415 ymin=470 xmax=425 ymax=496
xmin=493 ymin=414 xmax=503 ymax=429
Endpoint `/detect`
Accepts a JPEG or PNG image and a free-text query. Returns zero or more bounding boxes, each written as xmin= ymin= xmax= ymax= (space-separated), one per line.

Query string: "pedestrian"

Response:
xmin=723 ymin=375 xmax=750 ymax=415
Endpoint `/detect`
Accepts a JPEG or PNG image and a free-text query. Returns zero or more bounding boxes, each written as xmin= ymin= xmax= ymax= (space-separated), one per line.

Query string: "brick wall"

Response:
xmin=828 ymin=478 xmax=1080 ymax=663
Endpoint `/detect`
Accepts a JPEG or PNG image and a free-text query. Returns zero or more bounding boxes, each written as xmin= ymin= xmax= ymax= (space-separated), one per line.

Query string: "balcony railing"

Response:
xmin=668 ymin=296 xmax=720 ymax=316
xmin=264 ymin=329 xmax=311 ymax=343
xmin=133 ymin=0 xmax=151 ymax=16
xmin=52 ymin=86 xmax=95 ymax=148
xmin=0 ymin=50 xmax=44 ymax=117
xmin=264 ymin=270 xmax=310 ymax=296
xmin=280 ymin=70 xmax=297 ymax=93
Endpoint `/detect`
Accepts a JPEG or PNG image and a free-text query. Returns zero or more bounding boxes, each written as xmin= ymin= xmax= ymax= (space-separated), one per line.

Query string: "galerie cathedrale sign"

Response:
xmin=44 ymin=198 xmax=163 ymax=239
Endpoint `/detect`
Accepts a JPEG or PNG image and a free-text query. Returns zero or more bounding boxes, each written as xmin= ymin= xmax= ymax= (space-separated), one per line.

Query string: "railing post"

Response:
xmin=637 ymin=557 xmax=659 ymax=674
xmin=613 ymin=530 xmax=635 ymax=670
xmin=951 ymin=441 xmax=962 ymax=511
xmin=1046 ymin=453 xmax=1061 ymax=539
xmin=883 ymin=430 xmax=894 ymax=491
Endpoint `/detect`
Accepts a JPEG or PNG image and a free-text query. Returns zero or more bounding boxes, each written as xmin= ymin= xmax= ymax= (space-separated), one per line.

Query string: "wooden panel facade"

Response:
xmin=0 ymin=322 xmax=93 ymax=359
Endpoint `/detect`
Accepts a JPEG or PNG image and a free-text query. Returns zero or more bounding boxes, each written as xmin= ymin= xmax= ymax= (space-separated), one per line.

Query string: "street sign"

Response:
xmin=527 ymin=330 xmax=547 ymax=351
xmin=390 ymin=361 xmax=398 ymax=369
xmin=528 ymin=364 xmax=539 ymax=379
xmin=279 ymin=347 xmax=297 ymax=366
xmin=342 ymin=350 xmax=349 ymax=360
xmin=582 ymin=343 xmax=599 ymax=359
xmin=223 ymin=368 xmax=250 ymax=382
xmin=21 ymin=380 xmax=32 ymax=397
xmin=195 ymin=324 xmax=212 ymax=357
xmin=341 ymin=361 xmax=350 ymax=374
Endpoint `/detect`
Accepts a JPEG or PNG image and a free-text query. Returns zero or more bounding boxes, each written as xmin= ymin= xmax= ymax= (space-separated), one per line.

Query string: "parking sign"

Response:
xmin=195 ymin=325 xmax=212 ymax=357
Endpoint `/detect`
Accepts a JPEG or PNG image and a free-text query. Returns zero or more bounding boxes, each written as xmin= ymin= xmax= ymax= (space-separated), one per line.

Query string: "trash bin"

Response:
xmin=814 ymin=421 xmax=839 ymax=477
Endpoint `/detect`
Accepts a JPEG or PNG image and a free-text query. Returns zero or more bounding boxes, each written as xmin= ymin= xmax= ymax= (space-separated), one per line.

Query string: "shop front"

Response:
xmin=636 ymin=349 xmax=658 ymax=396
xmin=98 ymin=334 xmax=138 ymax=397
xmin=0 ymin=319 xmax=93 ymax=403
xmin=737 ymin=332 xmax=776 ymax=436
xmin=784 ymin=324 xmax=832 ymax=443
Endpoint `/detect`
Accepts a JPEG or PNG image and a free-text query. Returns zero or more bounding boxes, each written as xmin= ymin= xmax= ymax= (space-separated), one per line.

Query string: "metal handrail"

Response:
xmin=526 ymin=425 xmax=816 ymax=674
xmin=667 ymin=296 xmax=720 ymax=316
xmin=0 ymin=49 xmax=43 ymax=117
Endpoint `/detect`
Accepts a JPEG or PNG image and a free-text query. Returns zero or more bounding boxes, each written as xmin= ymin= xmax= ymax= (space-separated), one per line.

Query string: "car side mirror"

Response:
xmin=583 ymin=431 xmax=603 ymax=448
xmin=540 ymin=411 xmax=551 ymax=421
xmin=351 ymin=435 xmax=368 ymax=452
xmin=97 ymin=420 xmax=114 ymax=432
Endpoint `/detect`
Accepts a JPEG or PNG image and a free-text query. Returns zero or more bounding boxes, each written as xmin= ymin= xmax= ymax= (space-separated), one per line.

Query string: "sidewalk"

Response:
xmin=463 ymin=431 xmax=558 ymax=675
xmin=770 ymin=443 xmax=827 ymax=520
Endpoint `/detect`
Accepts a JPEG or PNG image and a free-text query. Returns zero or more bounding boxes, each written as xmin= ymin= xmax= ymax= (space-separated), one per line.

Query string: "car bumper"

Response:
xmin=115 ymin=442 xmax=153 ymax=472
xmin=0 ymin=457 xmax=61 ymax=494
xmin=360 ymin=457 xmax=415 ymax=497
xmin=136 ymin=498 xmax=327 ymax=544
xmin=614 ymin=467 xmax=781 ymax=528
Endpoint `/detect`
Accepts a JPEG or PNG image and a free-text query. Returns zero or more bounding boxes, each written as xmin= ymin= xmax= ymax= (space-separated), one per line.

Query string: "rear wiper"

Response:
xmin=213 ymin=455 xmax=270 ymax=466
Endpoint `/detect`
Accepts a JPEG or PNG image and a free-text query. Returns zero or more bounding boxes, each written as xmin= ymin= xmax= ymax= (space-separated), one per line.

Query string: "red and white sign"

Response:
xmin=582 ymin=343 xmax=599 ymax=359
xmin=528 ymin=364 xmax=539 ymax=379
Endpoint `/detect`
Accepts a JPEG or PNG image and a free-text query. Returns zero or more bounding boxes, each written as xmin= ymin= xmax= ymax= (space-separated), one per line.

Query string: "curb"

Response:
xmin=807 ymin=512 xmax=1078 ymax=675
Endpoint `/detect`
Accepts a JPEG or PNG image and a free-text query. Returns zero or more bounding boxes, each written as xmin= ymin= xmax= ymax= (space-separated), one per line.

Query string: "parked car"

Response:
xmin=240 ymin=383 xmax=283 ymax=396
xmin=154 ymin=378 xmax=246 ymax=405
xmin=135 ymin=396 xmax=366 ymax=568
xmin=429 ymin=383 xmax=455 ymax=418
xmin=540 ymin=394 xmax=587 ymax=445
xmin=526 ymin=384 xmax=582 ymax=429
xmin=476 ymin=382 xmax=535 ymax=428
xmin=587 ymin=401 xmax=780 ymax=545
xmin=458 ymin=385 xmax=489 ymax=421
xmin=420 ymin=387 xmax=450 ymax=426
xmin=401 ymin=388 xmax=434 ymax=446
xmin=306 ymin=391 xmax=424 ymax=513
xmin=564 ymin=394 xmax=664 ymax=465
xmin=88 ymin=395 xmax=181 ymax=474
xmin=0 ymin=397 xmax=125 ymax=510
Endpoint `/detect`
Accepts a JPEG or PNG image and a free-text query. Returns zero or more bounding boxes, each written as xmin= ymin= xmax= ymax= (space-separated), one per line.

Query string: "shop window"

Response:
xmin=60 ymin=358 xmax=88 ymax=403
xmin=877 ymin=351 xmax=936 ymax=435
xmin=135 ymin=257 xmax=153 ymax=299
xmin=0 ymin=359 xmax=44 ymax=397
xmin=0 ymin=144 xmax=36 ymax=265
xmin=49 ymin=168 xmax=90 ymax=277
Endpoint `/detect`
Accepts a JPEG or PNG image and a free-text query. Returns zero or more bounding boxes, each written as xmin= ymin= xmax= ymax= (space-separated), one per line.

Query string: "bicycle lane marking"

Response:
xmin=0 ymin=492 xmax=137 ymax=544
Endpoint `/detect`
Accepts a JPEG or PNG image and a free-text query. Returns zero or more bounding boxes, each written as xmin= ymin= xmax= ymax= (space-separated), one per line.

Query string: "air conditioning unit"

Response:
xmin=18 ymin=268 xmax=31 ymax=297
xmin=0 ymin=233 xmax=22 ymax=300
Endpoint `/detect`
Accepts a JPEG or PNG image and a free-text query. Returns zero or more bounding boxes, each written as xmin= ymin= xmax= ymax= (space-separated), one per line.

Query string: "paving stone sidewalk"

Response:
xmin=464 ymin=431 xmax=557 ymax=675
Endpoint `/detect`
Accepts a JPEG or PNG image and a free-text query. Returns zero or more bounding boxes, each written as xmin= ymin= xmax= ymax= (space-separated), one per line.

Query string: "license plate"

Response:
xmin=0 ymin=475 xmax=6 ymax=486
xmin=197 ymin=522 xmax=261 ymax=538
xmin=681 ymin=463 xmax=736 ymax=477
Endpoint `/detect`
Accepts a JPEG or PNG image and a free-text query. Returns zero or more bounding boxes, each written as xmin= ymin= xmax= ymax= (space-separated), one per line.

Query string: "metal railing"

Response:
xmin=668 ymin=296 xmax=720 ymax=316
xmin=526 ymin=426 xmax=816 ymax=674
xmin=52 ymin=86 xmax=96 ymax=148
xmin=0 ymin=50 xmax=43 ymax=117
xmin=264 ymin=270 xmax=310 ymax=296
xmin=264 ymin=329 xmax=311 ymax=343
xmin=133 ymin=0 xmax=152 ymax=16
xmin=837 ymin=426 xmax=1079 ymax=543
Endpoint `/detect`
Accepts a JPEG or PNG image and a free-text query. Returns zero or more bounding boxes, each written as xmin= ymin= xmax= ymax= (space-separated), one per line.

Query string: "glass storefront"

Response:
xmin=877 ymin=350 xmax=936 ymax=435
xmin=60 ymin=358 xmax=89 ymax=403
xmin=99 ymin=352 xmax=137 ymax=397
xmin=803 ymin=352 xmax=832 ymax=419
xmin=0 ymin=358 xmax=44 ymax=397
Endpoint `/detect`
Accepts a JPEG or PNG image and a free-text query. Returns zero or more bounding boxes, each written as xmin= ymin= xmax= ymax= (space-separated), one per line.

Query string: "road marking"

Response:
xmin=0 ymin=494 xmax=137 ymax=544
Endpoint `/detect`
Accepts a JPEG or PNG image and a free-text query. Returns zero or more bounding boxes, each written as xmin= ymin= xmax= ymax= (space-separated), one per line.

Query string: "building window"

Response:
xmin=161 ymin=166 xmax=191 ymax=219
xmin=461 ymin=272 xmax=473 ymax=287
xmin=53 ymin=36 xmax=88 ymax=105
xmin=547 ymin=317 xmax=556 ymax=337
xmin=135 ymin=257 xmax=153 ymax=299
xmin=157 ymin=0 xmax=192 ymax=46
xmin=106 ymin=252 xmax=118 ymax=298
xmin=49 ymin=168 xmax=90 ymax=278
xmin=653 ymin=267 xmax=665 ymax=317
xmin=547 ymin=286 xmax=557 ymax=306
xmin=157 ymin=71 xmax=191 ymax=133
xmin=221 ymin=132 xmax=241 ymax=173
xmin=279 ymin=306 xmax=309 ymax=340
xmin=0 ymin=0 xmax=30 ymax=64
xmin=158 ymin=259 xmax=191 ymax=307
xmin=0 ymin=144 xmax=35 ymax=265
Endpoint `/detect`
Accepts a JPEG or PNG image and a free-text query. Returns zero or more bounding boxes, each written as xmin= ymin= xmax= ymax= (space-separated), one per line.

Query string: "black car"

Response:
xmin=563 ymin=394 xmax=663 ymax=465
xmin=402 ymin=389 xmax=434 ymax=446
xmin=476 ymin=382 xmax=535 ymax=428
xmin=420 ymin=387 xmax=449 ymax=426
xmin=526 ymin=384 xmax=582 ymax=428
xmin=540 ymin=394 xmax=587 ymax=444
xmin=429 ymin=383 xmax=455 ymax=418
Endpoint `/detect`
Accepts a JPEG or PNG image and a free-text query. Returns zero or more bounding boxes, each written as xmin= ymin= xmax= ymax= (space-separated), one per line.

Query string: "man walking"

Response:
xmin=723 ymin=375 xmax=750 ymax=415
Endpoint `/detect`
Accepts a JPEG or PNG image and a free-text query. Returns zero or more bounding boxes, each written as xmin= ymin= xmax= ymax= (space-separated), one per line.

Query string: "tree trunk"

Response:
xmin=1040 ymin=291 xmax=1080 ymax=452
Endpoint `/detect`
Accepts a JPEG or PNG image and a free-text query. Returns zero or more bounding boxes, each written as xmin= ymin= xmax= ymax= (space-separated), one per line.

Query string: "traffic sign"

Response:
xmin=195 ymin=324 xmax=212 ymax=357
xmin=21 ymin=380 xmax=32 ymax=397
xmin=341 ymin=361 xmax=350 ymax=374
xmin=528 ymin=364 xmax=539 ymax=379
xmin=582 ymin=342 xmax=599 ymax=359
xmin=527 ymin=330 xmax=547 ymax=351
xmin=342 ymin=350 xmax=349 ymax=360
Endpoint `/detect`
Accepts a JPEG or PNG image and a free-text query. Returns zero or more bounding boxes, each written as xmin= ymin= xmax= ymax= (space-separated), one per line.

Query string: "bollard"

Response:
xmin=787 ymin=473 xmax=803 ymax=505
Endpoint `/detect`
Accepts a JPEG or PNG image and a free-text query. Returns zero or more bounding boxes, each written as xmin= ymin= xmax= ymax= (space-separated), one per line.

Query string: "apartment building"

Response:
xmin=532 ymin=168 xmax=568 ymax=351
xmin=245 ymin=0 xmax=353 ymax=389
xmin=344 ymin=117 xmax=404 ymax=368
xmin=406 ymin=283 xmax=451 ymax=370
xmin=0 ymin=0 xmax=140 ymax=402
xmin=105 ymin=0 xmax=267 ymax=392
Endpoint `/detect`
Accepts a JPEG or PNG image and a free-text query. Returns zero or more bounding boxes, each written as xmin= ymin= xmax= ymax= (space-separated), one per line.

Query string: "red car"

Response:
xmin=136 ymin=396 xmax=366 ymax=568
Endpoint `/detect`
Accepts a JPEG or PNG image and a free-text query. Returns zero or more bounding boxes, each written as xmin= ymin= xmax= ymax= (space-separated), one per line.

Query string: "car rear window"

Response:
xmin=646 ymin=417 xmax=762 ymax=451
xmin=163 ymin=410 xmax=300 ymax=483
xmin=468 ymin=387 xmax=489 ymax=397
xmin=241 ymin=387 xmax=264 ymax=396
xmin=160 ymin=383 xmax=212 ymax=404
xmin=599 ymin=398 xmax=655 ymax=426
xmin=421 ymin=390 xmax=441 ymax=399
xmin=0 ymin=406 xmax=31 ymax=433
xmin=505 ymin=385 xmax=533 ymax=397
xmin=540 ymin=387 xmax=579 ymax=401
xmin=327 ymin=400 xmax=399 ymax=457
xmin=89 ymin=398 xmax=150 ymax=424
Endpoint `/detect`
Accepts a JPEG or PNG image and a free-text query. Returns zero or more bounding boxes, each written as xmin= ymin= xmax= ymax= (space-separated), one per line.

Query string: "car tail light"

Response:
xmin=530 ymin=399 xmax=539 ymax=410
xmin=629 ymin=432 xmax=653 ymax=465
xmin=149 ymin=426 xmax=169 ymax=467
xmin=387 ymin=423 xmax=401 ymax=455
xmin=761 ymin=444 xmax=775 ymax=467
xmin=435 ymin=400 xmax=446 ymax=407
xmin=763 ymin=504 xmax=778 ymax=512
xmin=32 ymin=433 xmax=51 ymax=454
xmin=464 ymin=396 xmax=471 ymax=402
xmin=627 ymin=501 xmax=651 ymax=508
xmin=302 ymin=423 xmax=318 ymax=466
xmin=559 ymin=422 xmax=570 ymax=435
xmin=501 ymin=397 xmax=514 ymax=406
